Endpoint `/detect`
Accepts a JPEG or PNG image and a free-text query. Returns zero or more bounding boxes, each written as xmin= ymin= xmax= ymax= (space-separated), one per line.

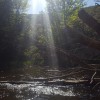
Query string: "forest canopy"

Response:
xmin=0 ymin=0 xmax=100 ymax=69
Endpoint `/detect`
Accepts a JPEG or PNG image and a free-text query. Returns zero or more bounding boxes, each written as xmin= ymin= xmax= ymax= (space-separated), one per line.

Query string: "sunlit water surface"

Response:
xmin=0 ymin=67 xmax=100 ymax=100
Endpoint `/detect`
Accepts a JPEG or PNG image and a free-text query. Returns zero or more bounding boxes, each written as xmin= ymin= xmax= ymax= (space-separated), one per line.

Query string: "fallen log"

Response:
xmin=33 ymin=70 xmax=85 ymax=81
xmin=0 ymin=80 xmax=90 ymax=85
xmin=0 ymin=78 xmax=100 ymax=85
xmin=0 ymin=81 xmax=35 ymax=84
xmin=45 ymin=79 xmax=88 ymax=85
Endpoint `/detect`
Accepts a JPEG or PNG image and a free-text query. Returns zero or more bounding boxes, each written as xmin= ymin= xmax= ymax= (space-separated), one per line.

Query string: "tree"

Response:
xmin=46 ymin=0 xmax=84 ymax=27
xmin=45 ymin=0 xmax=100 ymax=67
xmin=0 ymin=0 xmax=28 ymax=67
xmin=45 ymin=0 xmax=85 ymax=50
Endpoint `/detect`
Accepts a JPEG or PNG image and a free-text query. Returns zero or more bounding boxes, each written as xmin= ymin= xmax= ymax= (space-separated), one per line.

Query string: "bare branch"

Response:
xmin=92 ymin=82 xmax=100 ymax=90
xmin=90 ymin=71 xmax=97 ymax=84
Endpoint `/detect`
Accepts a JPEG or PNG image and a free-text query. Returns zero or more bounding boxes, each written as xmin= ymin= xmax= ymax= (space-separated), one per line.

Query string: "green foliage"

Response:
xmin=38 ymin=34 xmax=47 ymax=44
xmin=0 ymin=0 xmax=29 ymax=67
xmin=12 ymin=0 xmax=28 ymax=14
xmin=1 ymin=0 xmax=99 ymax=68
xmin=46 ymin=0 xmax=85 ymax=28
xmin=46 ymin=0 xmax=85 ymax=48
xmin=24 ymin=46 xmax=44 ymax=66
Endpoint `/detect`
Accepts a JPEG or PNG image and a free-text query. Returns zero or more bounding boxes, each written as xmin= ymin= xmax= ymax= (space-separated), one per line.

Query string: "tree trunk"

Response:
xmin=64 ymin=26 xmax=100 ymax=51
xmin=78 ymin=9 xmax=100 ymax=34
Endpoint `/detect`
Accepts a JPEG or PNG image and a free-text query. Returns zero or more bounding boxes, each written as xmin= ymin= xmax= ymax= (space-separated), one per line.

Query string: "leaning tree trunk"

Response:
xmin=62 ymin=9 xmax=100 ymax=51
xmin=61 ymin=8 xmax=100 ymax=51
xmin=78 ymin=9 xmax=100 ymax=34
xmin=64 ymin=26 xmax=100 ymax=51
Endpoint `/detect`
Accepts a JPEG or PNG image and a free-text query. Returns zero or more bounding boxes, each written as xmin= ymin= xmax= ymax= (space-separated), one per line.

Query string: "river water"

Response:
xmin=0 ymin=66 xmax=100 ymax=100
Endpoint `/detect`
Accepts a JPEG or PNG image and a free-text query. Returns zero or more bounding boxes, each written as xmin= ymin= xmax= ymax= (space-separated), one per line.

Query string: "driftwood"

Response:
xmin=45 ymin=80 xmax=89 ymax=85
xmin=92 ymin=82 xmax=100 ymax=89
xmin=0 ymin=68 xmax=100 ymax=85
xmin=0 ymin=78 xmax=100 ymax=85
xmin=90 ymin=71 xmax=97 ymax=84
xmin=0 ymin=80 xmax=87 ymax=85
xmin=78 ymin=9 xmax=100 ymax=34
xmin=0 ymin=80 xmax=93 ymax=85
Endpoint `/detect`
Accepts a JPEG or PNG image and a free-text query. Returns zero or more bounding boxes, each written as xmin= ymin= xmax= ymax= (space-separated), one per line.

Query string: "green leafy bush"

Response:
xmin=24 ymin=45 xmax=44 ymax=66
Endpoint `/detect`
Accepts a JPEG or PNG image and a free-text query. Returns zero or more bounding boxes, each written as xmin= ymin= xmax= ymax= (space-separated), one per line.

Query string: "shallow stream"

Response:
xmin=0 ymin=67 xmax=100 ymax=100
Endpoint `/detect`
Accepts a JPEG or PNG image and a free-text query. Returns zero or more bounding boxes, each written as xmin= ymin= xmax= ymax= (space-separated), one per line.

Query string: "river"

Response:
xmin=0 ymin=66 xmax=100 ymax=100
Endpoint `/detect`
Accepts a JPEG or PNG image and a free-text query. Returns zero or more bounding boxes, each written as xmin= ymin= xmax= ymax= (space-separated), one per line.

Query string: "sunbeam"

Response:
xmin=29 ymin=0 xmax=47 ymax=14
xmin=41 ymin=0 xmax=58 ymax=68
xmin=30 ymin=0 xmax=58 ymax=68
xmin=0 ymin=0 xmax=99 ymax=99
xmin=43 ymin=13 xmax=58 ymax=68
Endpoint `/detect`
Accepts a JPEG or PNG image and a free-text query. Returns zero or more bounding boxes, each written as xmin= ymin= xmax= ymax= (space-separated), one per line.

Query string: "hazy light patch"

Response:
xmin=29 ymin=0 xmax=58 ymax=68
xmin=28 ymin=0 xmax=47 ymax=14
xmin=42 ymin=0 xmax=59 ymax=68
xmin=29 ymin=0 xmax=47 ymax=37
xmin=84 ymin=0 xmax=97 ymax=7
xmin=43 ymin=12 xmax=58 ymax=67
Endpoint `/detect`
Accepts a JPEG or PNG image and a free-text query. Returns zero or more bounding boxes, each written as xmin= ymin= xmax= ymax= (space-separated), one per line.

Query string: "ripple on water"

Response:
xmin=29 ymin=85 xmax=75 ymax=96
xmin=0 ymin=82 xmax=75 ymax=99
xmin=0 ymin=82 xmax=100 ymax=100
